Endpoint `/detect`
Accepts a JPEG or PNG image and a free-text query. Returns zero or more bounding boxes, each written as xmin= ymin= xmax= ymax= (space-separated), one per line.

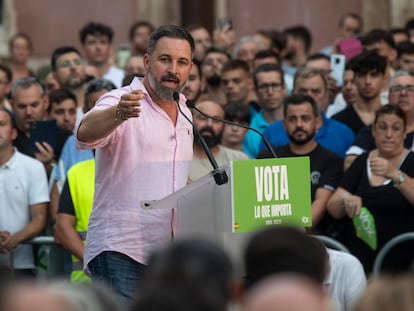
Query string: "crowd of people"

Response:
xmin=1 ymin=10 xmax=414 ymax=311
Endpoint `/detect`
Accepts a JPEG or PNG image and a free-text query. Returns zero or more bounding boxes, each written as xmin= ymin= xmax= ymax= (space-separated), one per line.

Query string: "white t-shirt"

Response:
xmin=324 ymin=248 xmax=367 ymax=311
xmin=0 ymin=149 xmax=49 ymax=269
xmin=103 ymin=66 xmax=125 ymax=88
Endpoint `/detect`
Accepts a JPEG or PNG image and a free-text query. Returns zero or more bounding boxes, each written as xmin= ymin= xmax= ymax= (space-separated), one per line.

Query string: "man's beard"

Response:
xmin=284 ymin=49 xmax=296 ymax=61
xmin=287 ymin=129 xmax=315 ymax=145
xmin=195 ymin=126 xmax=221 ymax=148
xmin=148 ymin=70 xmax=184 ymax=101
xmin=205 ymin=74 xmax=221 ymax=87
xmin=62 ymin=76 xmax=86 ymax=90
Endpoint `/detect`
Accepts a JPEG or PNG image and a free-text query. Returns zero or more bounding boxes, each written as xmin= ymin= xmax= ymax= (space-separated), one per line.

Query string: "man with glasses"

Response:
xmin=243 ymin=63 xmax=286 ymax=158
xmin=51 ymin=46 xmax=87 ymax=124
xmin=261 ymin=67 xmax=354 ymax=159
xmin=344 ymin=70 xmax=414 ymax=170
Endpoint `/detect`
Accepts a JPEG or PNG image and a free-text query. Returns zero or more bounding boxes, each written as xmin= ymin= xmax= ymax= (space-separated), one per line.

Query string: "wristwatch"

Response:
xmin=394 ymin=170 xmax=405 ymax=187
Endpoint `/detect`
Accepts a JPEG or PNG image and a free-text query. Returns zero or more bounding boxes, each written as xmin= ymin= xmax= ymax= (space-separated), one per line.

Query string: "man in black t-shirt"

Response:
xmin=258 ymin=94 xmax=343 ymax=235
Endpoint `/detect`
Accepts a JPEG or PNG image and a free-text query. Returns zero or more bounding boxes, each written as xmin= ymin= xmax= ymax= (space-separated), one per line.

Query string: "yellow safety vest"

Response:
xmin=67 ymin=159 xmax=95 ymax=283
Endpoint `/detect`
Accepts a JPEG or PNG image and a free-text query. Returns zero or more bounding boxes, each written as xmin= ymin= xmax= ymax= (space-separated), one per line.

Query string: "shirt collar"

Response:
xmin=1 ymin=147 xmax=19 ymax=169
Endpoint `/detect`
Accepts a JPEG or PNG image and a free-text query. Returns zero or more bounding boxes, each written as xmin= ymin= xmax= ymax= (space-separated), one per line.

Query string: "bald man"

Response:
xmin=189 ymin=99 xmax=249 ymax=181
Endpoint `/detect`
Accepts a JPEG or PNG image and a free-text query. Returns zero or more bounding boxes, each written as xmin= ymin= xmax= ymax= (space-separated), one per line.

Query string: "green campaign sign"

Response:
xmin=231 ymin=157 xmax=312 ymax=233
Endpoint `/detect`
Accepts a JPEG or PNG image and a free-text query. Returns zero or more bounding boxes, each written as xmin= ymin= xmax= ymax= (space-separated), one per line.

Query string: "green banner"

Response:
xmin=231 ymin=157 xmax=312 ymax=233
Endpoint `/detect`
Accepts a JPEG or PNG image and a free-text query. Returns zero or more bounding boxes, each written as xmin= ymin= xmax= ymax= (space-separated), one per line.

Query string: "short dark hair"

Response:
xmin=224 ymin=100 xmax=251 ymax=124
xmin=128 ymin=20 xmax=155 ymax=41
xmin=0 ymin=108 xmax=17 ymax=129
xmin=283 ymin=25 xmax=312 ymax=53
xmin=79 ymin=22 xmax=114 ymax=44
xmin=390 ymin=27 xmax=409 ymax=38
xmin=244 ymin=226 xmax=328 ymax=289
xmin=361 ymin=29 xmax=396 ymax=49
xmin=349 ymin=50 xmax=387 ymax=76
xmin=51 ymin=46 xmax=82 ymax=71
xmin=396 ymin=41 xmax=414 ymax=58
xmin=283 ymin=93 xmax=319 ymax=117
xmin=85 ymin=78 xmax=116 ymax=109
xmin=253 ymin=63 xmax=284 ymax=87
xmin=269 ymin=30 xmax=287 ymax=53
xmin=48 ymin=88 xmax=77 ymax=113
xmin=405 ymin=18 xmax=414 ymax=31
xmin=221 ymin=59 xmax=250 ymax=75
xmin=192 ymin=58 xmax=202 ymax=79
xmin=147 ymin=25 xmax=195 ymax=57
xmin=0 ymin=64 xmax=12 ymax=83
xmin=374 ymin=104 xmax=406 ymax=129
xmin=203 ymin=45 xmax=231 ymax=63
xmin=254 ymin=49 xmax=281 ymax=65
xmin=306 ymin=52 xmax=330 ymax=63
xmin=136 ymin=239 xmax=233 ymax=311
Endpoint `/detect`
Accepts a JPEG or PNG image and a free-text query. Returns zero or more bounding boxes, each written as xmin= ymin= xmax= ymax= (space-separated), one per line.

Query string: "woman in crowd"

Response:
xmin=8 ymin=33 xmax=35 ymax=84
xmin=327 ymin=104 xmax=414 ymax=274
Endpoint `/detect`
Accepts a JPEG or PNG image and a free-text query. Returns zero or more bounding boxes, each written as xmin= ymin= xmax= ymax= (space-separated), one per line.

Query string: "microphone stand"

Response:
xmin=186 ymin=100 xmax=278 ymax=158
xmin=173 ymin=92 xmax=228 ymax=185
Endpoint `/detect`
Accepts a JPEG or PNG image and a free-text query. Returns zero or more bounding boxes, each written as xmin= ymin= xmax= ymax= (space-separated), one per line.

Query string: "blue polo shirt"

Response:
xmin=260 ymin=114 xmax=355 ymax=159
xmin=243 ymin=111 xmax=271 ymax=158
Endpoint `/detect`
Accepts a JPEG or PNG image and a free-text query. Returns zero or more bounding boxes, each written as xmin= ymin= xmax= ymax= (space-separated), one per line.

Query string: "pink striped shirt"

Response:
xmin=76 ymin=77 xmax=193 ymax=270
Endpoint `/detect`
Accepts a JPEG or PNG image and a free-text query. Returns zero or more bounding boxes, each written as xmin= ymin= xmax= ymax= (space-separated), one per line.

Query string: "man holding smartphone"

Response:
xmin=11 ymin=77 xmax=71 ymax=174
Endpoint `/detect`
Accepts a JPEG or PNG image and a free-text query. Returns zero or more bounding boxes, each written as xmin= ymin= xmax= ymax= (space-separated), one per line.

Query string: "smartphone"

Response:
xmin=28 ymin=119 xmax=57 ymax=155
xmin=117 ymin=44 xmax=131 ymax=69
xmin=217 ymin=17 xmax=233 ymax=30
xmin=330 ymin=54 xmax=346 ymax=87
xmin=337 ymin=37 xmax=362 ymax=60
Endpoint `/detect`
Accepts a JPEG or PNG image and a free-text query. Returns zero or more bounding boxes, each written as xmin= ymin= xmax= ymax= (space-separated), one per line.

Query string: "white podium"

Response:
xmin=141 ymin=164 xmax=252 ymax=274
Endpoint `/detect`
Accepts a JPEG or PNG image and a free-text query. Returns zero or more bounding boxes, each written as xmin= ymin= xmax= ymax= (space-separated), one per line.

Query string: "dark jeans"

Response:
xmin=88 ymin=251 xmax=146 ymax=306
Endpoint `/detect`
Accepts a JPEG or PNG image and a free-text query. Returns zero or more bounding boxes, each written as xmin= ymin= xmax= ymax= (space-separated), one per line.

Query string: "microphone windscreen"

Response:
xmin=172 ymin=92 xmax=180 ymax=102
xmin=186 ymin=100 xmax=195 ymax=108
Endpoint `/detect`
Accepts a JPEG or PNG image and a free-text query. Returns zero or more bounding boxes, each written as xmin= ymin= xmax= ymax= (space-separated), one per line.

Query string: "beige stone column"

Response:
xmin=135 ymin=0 xmax=181 ymax=26
xmin=390 ymin=0 xmax=414 ymax=27
xmin=362 ymin=0 xmax=390 ymax=31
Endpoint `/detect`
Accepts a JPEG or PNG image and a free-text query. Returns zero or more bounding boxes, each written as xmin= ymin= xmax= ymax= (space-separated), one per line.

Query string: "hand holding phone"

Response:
xmin=330 ymin=54 xmax=346 ymax=87
xmin=29 ymin=120 xmax=57 ymax=156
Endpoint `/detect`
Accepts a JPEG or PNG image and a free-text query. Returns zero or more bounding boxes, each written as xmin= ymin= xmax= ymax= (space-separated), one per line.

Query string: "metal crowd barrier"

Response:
xmin=7 ymin=236 xmax=64 ymax=279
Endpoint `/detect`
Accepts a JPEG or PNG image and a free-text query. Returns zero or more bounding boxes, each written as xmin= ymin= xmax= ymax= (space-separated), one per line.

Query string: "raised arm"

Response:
xmin=77 ymin=90 xmax=143 ymax=143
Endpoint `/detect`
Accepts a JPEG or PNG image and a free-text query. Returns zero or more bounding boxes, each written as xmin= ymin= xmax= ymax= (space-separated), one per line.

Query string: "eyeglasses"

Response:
xmin=257 ymin=83 xmax=282 ymax=92
xmin=389 ymin=85 xmax=414 ymax=93
xmin=58 ymin=59 xmax=84 ymax=68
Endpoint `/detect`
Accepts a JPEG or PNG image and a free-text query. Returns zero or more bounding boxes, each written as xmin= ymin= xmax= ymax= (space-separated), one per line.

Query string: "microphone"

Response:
xmin=173 ymin=92 xmax=228 ymax=185
xmin=186 ymin=100 xmax=278 ymax=158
